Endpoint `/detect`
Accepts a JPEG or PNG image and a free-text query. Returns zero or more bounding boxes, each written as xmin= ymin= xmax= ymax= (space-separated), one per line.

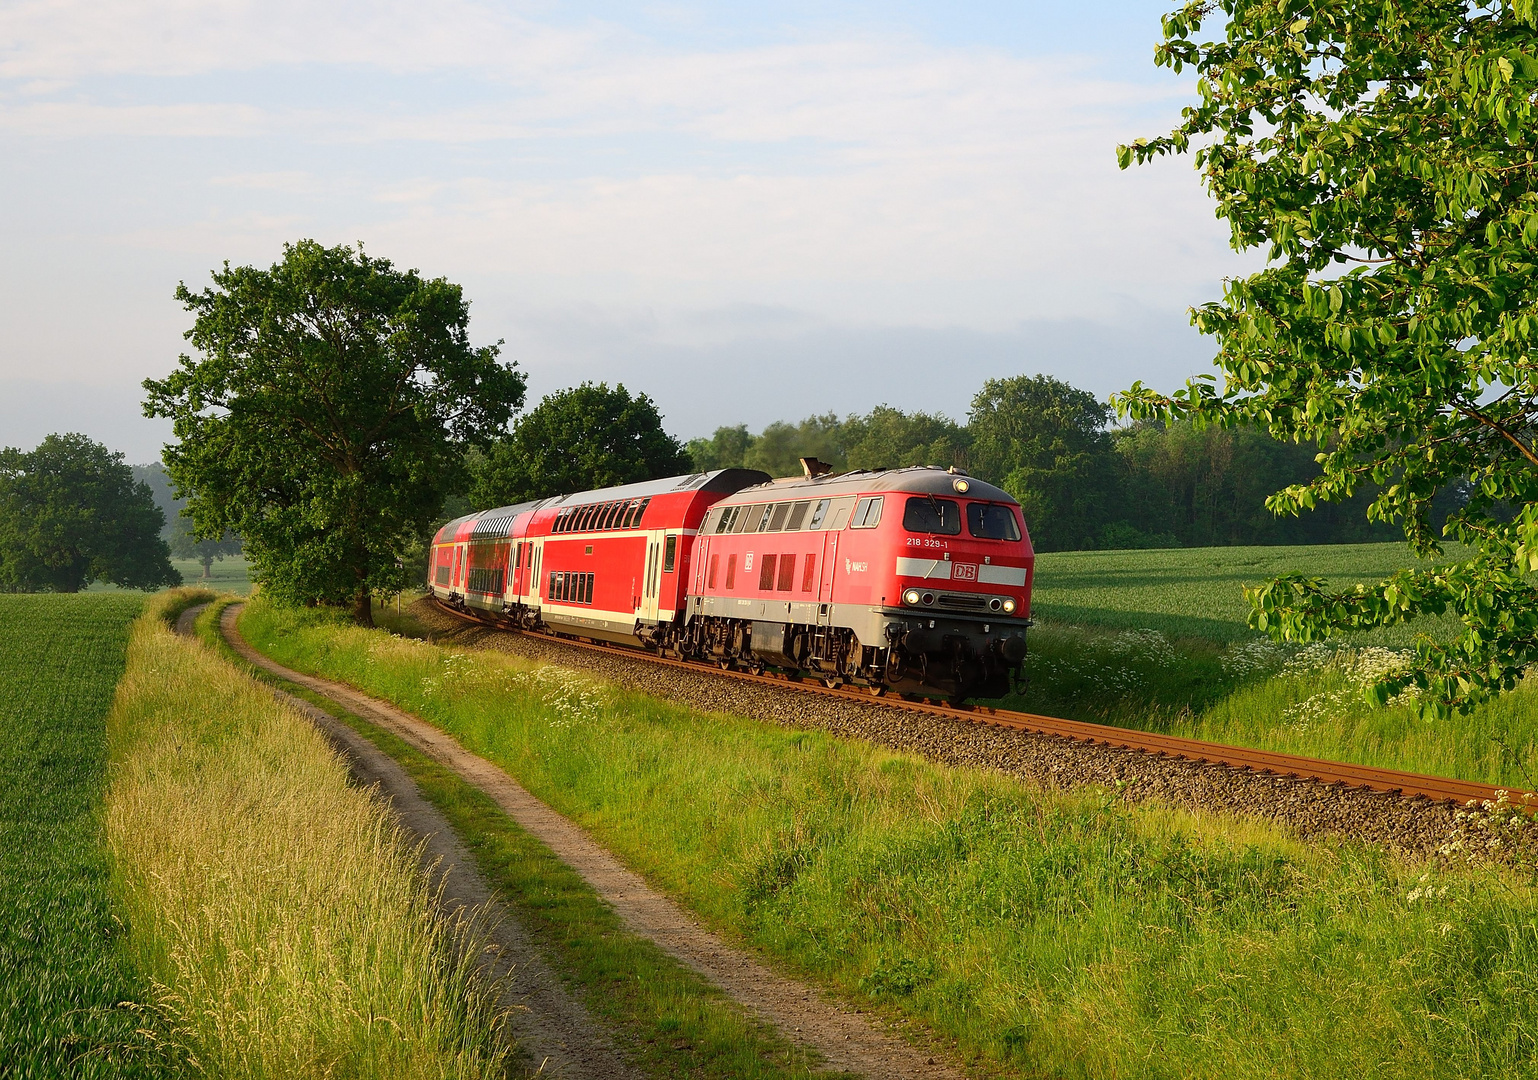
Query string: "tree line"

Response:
xmin=684 ymin=375 xmax=1461 ymax=553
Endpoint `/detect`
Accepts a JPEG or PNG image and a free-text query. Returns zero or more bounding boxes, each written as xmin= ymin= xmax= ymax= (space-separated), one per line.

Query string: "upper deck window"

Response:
xmin=967 ymin=502 xmax=1021 ymax=541
xmin=903 ymin=496 xmax=961 ymax=536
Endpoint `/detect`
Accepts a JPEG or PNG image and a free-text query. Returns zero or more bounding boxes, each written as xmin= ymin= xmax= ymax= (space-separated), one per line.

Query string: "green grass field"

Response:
xmin=0 ymin=594 xmax=166 ymax=1079
xmin=1030 ymin=541 xmax=1465 ymax=644
xmin=85 ymin=555 xmax=253 ymax=596
xmin=242 ymin=597 xmax=1538 ymax=1080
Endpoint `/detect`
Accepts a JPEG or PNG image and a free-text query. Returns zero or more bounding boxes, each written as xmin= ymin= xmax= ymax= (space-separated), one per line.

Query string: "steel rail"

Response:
xmin=429 ymin=599 xmax=1530 ymax=810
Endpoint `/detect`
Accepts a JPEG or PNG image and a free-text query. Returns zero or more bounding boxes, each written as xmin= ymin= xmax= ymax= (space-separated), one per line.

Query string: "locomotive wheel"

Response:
xmin=823 ymin=676 xmax=842 ymax=689
xmin=868 ymin=685 xmax=885 ymax=697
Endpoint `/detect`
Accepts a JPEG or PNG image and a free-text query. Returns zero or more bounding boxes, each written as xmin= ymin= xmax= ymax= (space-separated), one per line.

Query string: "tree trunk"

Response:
xmin=354 ymin=583 xmax=374 ymax=627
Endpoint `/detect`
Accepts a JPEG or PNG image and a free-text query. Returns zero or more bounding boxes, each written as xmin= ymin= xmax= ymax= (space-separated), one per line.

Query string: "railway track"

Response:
xmin=430 ymin=599 xmax=1531 ymax=812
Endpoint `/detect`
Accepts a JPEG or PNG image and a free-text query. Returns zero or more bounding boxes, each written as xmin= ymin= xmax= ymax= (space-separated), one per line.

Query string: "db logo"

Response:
xmin=952 ymin=563 xmax=978 ymax=581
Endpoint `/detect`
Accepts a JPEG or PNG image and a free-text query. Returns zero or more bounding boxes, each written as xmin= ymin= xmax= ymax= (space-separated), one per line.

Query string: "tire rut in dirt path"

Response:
xmin=222 ymin=604 xmax=968 ymax=1080
xmin=177 ymin=604 xmax=642 ymax=1080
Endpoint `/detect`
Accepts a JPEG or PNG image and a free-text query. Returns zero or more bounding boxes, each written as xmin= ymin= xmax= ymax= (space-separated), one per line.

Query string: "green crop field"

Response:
xmin=0 ymin=594 xmax=163 ymax=1078
xmin=1030 ymin=541 xmax=1466 ymax=644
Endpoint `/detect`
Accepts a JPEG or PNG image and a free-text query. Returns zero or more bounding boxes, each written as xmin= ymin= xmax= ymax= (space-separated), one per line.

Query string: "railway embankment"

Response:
xmin=406 ymin=598 xmax=1502 ymax=861
xmin=242 ymin=594 xmax=1538 ymax=1080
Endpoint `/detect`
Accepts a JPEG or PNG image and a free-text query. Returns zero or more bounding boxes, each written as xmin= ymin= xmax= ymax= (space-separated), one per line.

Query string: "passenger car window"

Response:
xmin=850 ymin=496 xmax=884 ymax=529
xmin=966 ymin=502 xmax=1021 ymax=541
xmin=664 ymin=535 xmax=677 ymax=572
xmin=903 ymin=496 xmax=962 ymax=535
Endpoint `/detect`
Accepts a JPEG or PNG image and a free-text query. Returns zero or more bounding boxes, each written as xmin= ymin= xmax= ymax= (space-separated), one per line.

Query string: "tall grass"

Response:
xmin=104 ymin=591 xmax=508 ymax=1079
xmin=244 ymin=598 xmax=1538 ymax=1080
xmin=0 ymin=593 xmax=167 ymax=1079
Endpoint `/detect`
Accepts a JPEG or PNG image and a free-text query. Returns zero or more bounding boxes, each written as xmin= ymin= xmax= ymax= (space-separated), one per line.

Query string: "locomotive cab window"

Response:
xmin=903 ymin=496 xmax=962 ymax=535
xmin=850 ymin=496 xmax=884 ymax=529
xmin=967 ymin=502 xmax=1021 ymax=541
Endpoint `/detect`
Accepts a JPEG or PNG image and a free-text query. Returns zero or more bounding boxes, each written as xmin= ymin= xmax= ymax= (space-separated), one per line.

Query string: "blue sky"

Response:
xmin=0 ymin=1 xmax=1248 ymax=463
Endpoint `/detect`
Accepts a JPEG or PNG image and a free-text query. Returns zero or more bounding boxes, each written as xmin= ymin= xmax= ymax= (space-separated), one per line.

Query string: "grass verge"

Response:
xmin=244 ymin=596 xmax=1538 ymax=1080
xmin=0 ymin=592 xmax=171 ymax=1079
xmin=105 ymin=591 xmax=508 ymax=1079
xmin=200 ymin=597 xmax=855 ymax=1080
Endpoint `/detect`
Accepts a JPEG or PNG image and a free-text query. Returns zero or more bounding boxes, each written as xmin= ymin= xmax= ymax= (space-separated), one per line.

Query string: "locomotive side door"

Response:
xmin=817 ymin=531 xmax=838 ymax=608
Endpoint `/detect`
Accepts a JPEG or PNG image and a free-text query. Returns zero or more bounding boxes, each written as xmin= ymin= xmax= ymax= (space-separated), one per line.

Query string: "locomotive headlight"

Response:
xmin=1002 ymin=598 xmax=1017 ymax=614
xmin=903 ymin=588 xmax=921 ymax=606
xmin=953 ymin=478 xmax=970 ymax=494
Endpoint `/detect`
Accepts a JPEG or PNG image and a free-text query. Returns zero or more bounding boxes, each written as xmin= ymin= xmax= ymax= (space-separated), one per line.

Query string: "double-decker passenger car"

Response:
xmin=428 ymin=464 xmax=1033 ymax=701
xmin=428 ymin=468 xmax=771 ymax=640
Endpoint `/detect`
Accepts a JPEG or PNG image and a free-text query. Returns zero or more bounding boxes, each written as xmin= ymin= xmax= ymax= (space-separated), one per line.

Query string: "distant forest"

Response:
xmin=686 ymin=374 xmax=1465 ymax=553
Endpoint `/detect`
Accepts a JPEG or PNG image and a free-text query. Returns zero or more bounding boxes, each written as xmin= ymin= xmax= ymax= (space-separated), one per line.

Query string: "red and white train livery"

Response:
xmin=429 ymin=465 xmax=1034 ymax=699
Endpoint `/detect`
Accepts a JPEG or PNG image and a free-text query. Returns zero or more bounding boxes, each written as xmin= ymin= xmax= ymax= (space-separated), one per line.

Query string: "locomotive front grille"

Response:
xmin=937 ymin=592 xmax=989 ymax=610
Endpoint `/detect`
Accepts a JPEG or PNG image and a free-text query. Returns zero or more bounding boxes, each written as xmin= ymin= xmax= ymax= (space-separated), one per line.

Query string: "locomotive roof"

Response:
xmin=720 ymin=466 xmax=1016 ymax=505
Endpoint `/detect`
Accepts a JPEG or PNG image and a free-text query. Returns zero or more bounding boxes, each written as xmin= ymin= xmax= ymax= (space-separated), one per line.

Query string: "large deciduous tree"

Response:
xmin=144 ymin=240 xmax=524 ymax=625
xmin=1118 ymin=0 xmax=1538 ymax=714
xmin=468 ymin=382 xmax=691 ymax=507
xmin=0 ymin=434 xmax=180 ymax=593
xmin=969 ymin=375 xmax=1120 ymax=551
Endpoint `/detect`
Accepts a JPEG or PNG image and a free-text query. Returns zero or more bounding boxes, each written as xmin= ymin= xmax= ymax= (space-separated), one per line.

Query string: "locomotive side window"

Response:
xmin=715 ymin=506 xmax=737 ymax=533
xmin=967 ymin=502 xmax=1022 ymax=541
xmin=903 ymin=496 xmax=962 ymax=535
xmin=776 ymin=554 xmax=796 ymax=591
xmin=807 ymin=499 xmax=831 ymax=530
xmin=754 ymin=505 xmax=775 ymax=532
xmin=726 ymin=554 xmax=737 ymax=589
xmin=801 ymin=555 xmax=816 ymax=592
xmin=733 ymin=504 xmax=763 ymax=533
xmin=758 ymin=554 xmax=777 ymax=591
xmin=768 ymin=503 xmax=790 ymax=531
xmin=785 ymin=500 xmax=811 ymax=531
xmin=850 ymin=496 xmax=884 ymax=528
xmin=664 ymin=535 xmax=677 ymax=572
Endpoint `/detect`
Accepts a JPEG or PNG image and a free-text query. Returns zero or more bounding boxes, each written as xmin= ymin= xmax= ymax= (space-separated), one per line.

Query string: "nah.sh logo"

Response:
xmin=952 ymin=563 xmax=978 ymax=581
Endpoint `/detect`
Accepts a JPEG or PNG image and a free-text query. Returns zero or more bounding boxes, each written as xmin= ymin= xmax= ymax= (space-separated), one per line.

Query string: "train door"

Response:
xmin=528 ymin=540 xmax=543 ymax=607
xmin=817 ymin=531 xmax=838 ymax=608
xmin=507 ymin=541 xmax=525 ymax=604
xmin=639 ymin=532 xmax=663 ymax=623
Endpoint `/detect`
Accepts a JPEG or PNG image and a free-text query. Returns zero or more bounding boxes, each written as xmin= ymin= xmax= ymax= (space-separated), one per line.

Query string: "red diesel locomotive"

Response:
xmin=429 ymin=464 xmax=1034 ymax=699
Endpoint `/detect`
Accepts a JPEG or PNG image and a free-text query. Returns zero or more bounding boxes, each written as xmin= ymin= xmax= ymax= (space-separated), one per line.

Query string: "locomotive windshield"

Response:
xmin=903 ymin=496 xmax=961 ymax=535
xmin=966 ymin=502 xmax=1021 ymax=541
